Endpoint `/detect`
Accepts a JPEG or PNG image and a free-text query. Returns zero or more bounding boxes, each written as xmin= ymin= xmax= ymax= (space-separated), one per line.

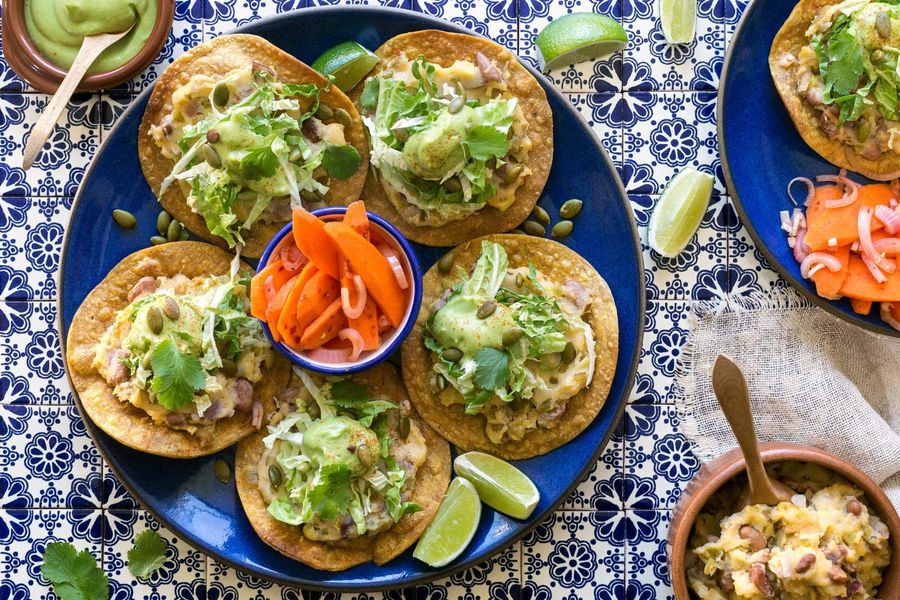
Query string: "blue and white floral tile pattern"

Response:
xmin=0 ymin=0 xmax=755 ymax=597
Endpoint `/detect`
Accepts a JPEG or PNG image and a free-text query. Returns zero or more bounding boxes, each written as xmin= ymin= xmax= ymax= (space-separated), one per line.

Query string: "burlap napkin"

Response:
xmin=674 ymin=289 xmax=900 ymax=511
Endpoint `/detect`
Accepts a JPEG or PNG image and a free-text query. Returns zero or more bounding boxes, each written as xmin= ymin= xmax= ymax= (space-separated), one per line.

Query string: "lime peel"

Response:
xmin=648 ymin=167 xmax=714 ymax=258
xmin=659 ymin=0 xmax=697 ymax=44
xmin=454 ymin=451 xmax=540 ymax=520
xmin=311 ymin=41 xmax=379 ymax=92
xmin=535 ymin=13 xmax=628 ymax=72
xmin=412 ymin=477 xmax=481 ymax=568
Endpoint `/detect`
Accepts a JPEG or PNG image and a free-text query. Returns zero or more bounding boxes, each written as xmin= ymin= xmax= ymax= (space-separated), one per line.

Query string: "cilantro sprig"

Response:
xmin=149 ymin=337 xmax=206 ymax=411
xmin=308 ymin=464 xmax=354 ymax=521
xmin=127 ymin=530 xmax=167 ymax=579
xmin=328 ymin=380 xmax=397 ymax=427
xmin=41 ymin=542 xmax=108 ymax=600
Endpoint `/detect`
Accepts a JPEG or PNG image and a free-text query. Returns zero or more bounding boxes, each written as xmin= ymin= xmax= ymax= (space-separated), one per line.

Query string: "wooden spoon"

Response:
xmin=23 ymin=24 xmax=134 ymax=170
xmin=711 ymin=354 xmax=795 ymax=508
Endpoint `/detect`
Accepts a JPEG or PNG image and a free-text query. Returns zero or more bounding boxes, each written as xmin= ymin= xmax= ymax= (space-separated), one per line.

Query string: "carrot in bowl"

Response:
xmin=292 ymin=207 xmax=340 ymax=280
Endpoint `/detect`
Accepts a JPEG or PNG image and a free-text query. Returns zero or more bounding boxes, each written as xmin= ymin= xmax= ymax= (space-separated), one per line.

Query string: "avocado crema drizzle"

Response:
xmin=359 ymin=54 xmax=530 ymax=225
xmin=153 ymin=64 xmax=361 ymax=247
xmin=258 ymin=369 xmax=424 ymax=542
xmin=787 ymin=0 xmax=900 ymax=159
xmin=424 ymin=241 xmax=597 ymax=444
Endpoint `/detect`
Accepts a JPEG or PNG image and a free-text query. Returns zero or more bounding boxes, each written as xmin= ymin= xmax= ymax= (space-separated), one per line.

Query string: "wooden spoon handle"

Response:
xmin=22 ymin=32 xmax=127 ymax=170
xmin=711 ymin=354 xmax=782 ymax=504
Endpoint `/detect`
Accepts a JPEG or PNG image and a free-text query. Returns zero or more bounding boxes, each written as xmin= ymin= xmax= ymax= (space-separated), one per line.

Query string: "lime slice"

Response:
xmin=535 ymin=13 xmax=628 ymax=72
xmin=413 ymin=477 xmax=481 ymax=567
xmin=311 ymin=41 xmax=379 ymax=92
xmin=648 ymin=167 xmax=714 ymax=258
xmin=659 ymin=0 xmax=697 ymax=44
xmin=454 ymin=452 xmax=540 ymax=520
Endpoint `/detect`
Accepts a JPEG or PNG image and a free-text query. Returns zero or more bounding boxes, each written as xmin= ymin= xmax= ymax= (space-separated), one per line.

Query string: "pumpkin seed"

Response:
xmin=179 ymin=228 xmax=190 ymax=241
xmin=315 ymin=104 xmax=334 ymax=121
xmin=443 ymin=177 xmax=462 ymax=192
xmin=477 ymin=300 xmax=497 ymax=319
xmin=399 ymin=416 xmax=410 ymax=439
xmin=561 ymin=342 xmax=576 ymax=364
xmin=268 ymin=464 xmax=283 ymax=488
xmin=157 ymin=211 xmax=171 ymax=236
xmin=858 ymin=120 xmax=872 ymax=143
xmin=163 ymin=296 xmax=180 ymax=320
xmin=289 ymin=147 xmax=302 ymax=162
xmin=543 ymin=352 xmax=562 ymax=369
xmin=147 ymin=307 xmax=164 ymax=334
xmin=432 ymin=373 xmax=447 ymax=392
xmin=448 ymin=96 xmax=465 ymax=114
xmin=502 ymin=163 xmax=523 ymax=184
xmin=150 ymin=236 xmax=168 ymax=246
xmin=515 ymin=273 xmax=525 ymax=288
xmin=334 ymin=107 xmax=353 ymax=128
xmin=442 ymin=347 xmax=463 ymax=362
xmin=551 ymin=220 xmax=574 ymax=238
xmin=559 ymin=199 xmax=583 ymax=219
xmin=214 ymin=459 xmax=231 ymax=484
xmin=531 ymin=206 xmax=550 ymax=225
xmin=454 ymin=80 xmax=467 ymax=99
xmin=167 ymin=220 xmax=182 ymax=242
xmin=112 ymin=209 xmax=136 ymax=229
xmin=213 ymin=84 xmax=230 ymax=107
xmin=393 ymin=127 xmax=410 ymax=143
xmin=877 ymin=11 xmax=891 ymax=38
xmin=437 ymin=253 xmax=454 ymax=273
xmin=221 ymin=358 xmax=237 ymax=377
xmin=523 ymin=220 xmax=546 ymax=237
xmin=502 ymin=327 xmax=522 ymax=347
xmin=201 ymin=144 xmax=222 ymax=168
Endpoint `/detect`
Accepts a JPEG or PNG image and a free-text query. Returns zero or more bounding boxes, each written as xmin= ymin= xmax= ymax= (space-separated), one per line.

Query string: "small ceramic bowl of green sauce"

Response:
xmin=3 ymin=0 xmax=174 ymax=93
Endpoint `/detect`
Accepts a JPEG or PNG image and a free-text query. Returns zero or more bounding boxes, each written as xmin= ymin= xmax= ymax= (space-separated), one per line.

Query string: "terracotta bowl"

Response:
xmin=1 ymin=0 xmax=174 ymax=93
xmin=668 ymin=442 xmax=900 ymax=599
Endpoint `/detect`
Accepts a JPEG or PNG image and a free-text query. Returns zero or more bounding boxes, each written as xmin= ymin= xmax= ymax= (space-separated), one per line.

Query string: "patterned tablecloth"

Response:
xmin=0 ymin=0 xmax=773 ymax=597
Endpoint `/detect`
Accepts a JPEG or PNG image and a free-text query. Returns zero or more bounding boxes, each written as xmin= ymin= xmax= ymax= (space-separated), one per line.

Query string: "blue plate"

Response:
xmin=720 ymin=0 xmax=898 ymax=336
xmin=58 ymin=6 xmax=644 ymax=590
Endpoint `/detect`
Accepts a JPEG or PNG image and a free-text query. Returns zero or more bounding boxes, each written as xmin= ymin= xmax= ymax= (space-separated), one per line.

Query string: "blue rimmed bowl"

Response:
xmin=257 ymin=206 xmax=423 ymax=374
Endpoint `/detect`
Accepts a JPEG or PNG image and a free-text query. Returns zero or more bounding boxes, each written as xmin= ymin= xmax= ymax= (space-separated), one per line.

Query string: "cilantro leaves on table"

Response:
xmin=41 ymin=542 xmax=108 ymax=600
xmin=473 ymin=347 xmax=510 ymax=391
xmin=464 ymin=126 xmax=510 ymax=162
xmin=127 ymin=530 xmax=167 ymax=579
xmin=328 ymin=380 xmax=396 ymax=427
xmin=150 ymin=338 xmax=206 ymax=410
xmin=322 ymin=144 xmax=362 ymax=180
xmin=308 ymin=463 xmax=354 ymax=521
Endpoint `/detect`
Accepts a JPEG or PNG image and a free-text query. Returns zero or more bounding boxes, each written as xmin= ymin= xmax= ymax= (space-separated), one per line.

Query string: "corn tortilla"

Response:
xmin=65 ymin=242 xmax=290 ymax=458
xmin=350 ymin=30 xmax=553 ymax=246
xmin=769 ymin=0 xmax=900 ymax=181
xmin=139 ymin=34 xmax=369 ymax=257
xmin=401 ymin=234 xmax=618 ymax=460
xmin=235 ymin=363 xmax=451 ymax=570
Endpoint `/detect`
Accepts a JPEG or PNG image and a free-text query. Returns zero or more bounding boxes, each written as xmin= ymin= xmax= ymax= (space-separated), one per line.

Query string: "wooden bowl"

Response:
xmin=668 ymin=442 xmax=900 ymax=599
xmin=1 ymin=0 xmax=174 ymax=93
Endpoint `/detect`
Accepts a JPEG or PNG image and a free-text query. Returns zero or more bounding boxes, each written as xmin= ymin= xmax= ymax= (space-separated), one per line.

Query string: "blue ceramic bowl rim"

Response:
xmin=256 ymin=207 xmax=423 ymax=374
xmin=718 ymin=0 xmax=900 ymax=338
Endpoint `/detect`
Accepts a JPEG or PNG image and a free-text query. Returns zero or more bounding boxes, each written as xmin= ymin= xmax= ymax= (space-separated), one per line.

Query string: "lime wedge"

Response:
xmin=659 ymin=0 xmax=697 ymax=44
xmin=311 ymin=41 xmax=379 ymax=92
xmin=413 ymin=477 xmax=481 ymax=567
xmin=535 ymin=13 xmax=628 ymax=72
xmin=648 ymin=167 xmax=714 ymax=258
xmin=454 ymin=452 xmax=540 ymax=520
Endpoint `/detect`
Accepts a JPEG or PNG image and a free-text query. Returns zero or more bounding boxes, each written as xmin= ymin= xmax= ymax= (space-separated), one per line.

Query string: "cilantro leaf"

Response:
xmin=473 ymin=348 xmax=509 ymax=391
xmin=328 ymin=380 xmax=396 ymax=427
xmin=127 ymin=530 xmax=167 ymax=579
xmin=385 ymin=484 xmax=422 ymax=521
xmin=322 ymin=145 xmax=362 ymax=180
xmin=150 ymin=338 xmax=205 ymax=410
xmin=239 ymin=147 xmax=279 ymax=180
xmin=360 ymin=77 xmax=380 ymax=110
xmin=41 ymin=542 xmax=108 ymax=600
xmin=464 ymin=125 xmax=509 ymax=162
xmin=308 ymin=464 xmax=353 ymax=520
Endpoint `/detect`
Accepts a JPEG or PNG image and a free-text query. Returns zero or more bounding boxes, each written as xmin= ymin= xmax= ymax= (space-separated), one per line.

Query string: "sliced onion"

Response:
xmin=264 ymin=275 xmax=277 ymax=303
xmin=280 ymin=244 xmax=306 ymax=272
xmin=377 ymin=244 xmax=409 ymax=290
xmin=341 ymin=274 xmax=367 ymax=319
xmin=800 ymin=252 xmax=843 ymax=279
xmin=858 ymin=206 xmax=896 ymax=273
xmin=251 ymin=400 xmax=264 ymax=430
xmin=793 ymin=228 xmax=809 ymax=264
xmin=861 ymin=251 xmax=887 ymax=283
xmin=377 ymin=314 xmax=391 ymax=333
xmin=881 ymin=303 xmax=900 ymax=331
xmin=875 ymin=205 xmax=900 ymax=234
xmin=874 ymin=238 xmax=900 ymax=256
xmin=339 ymin=328 xmax=364 ymax=361
xmin=816 ymin=170 xmax=859 ymax=208
xmin=780 ymin=210 xmax=792 ymax=233
xmin=306 ymin=346 xmax=352 ymax=363
xmin=787 ymin=177 xmax=815 ymax=207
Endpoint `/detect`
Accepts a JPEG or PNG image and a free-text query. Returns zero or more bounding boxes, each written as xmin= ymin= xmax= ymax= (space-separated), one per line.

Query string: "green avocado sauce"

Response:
xmin=24 ymin=0 xmax=157 ymax=74
xmin=301 ymin=416 xmax=380 ymax=475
